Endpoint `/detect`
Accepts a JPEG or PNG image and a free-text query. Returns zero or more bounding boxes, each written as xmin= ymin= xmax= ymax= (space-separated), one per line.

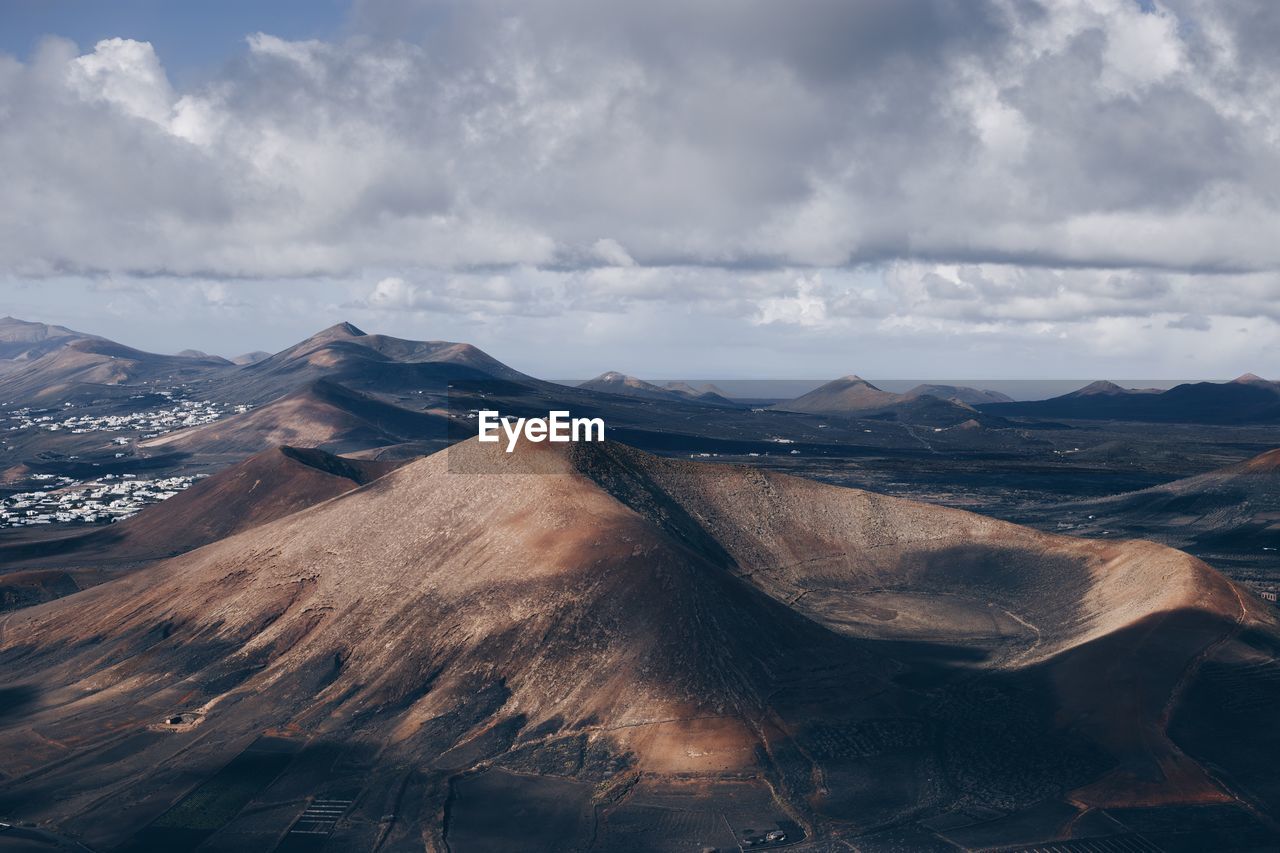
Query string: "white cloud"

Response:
xmin=590 ymin=238 xmax=636 ymax=267
xmin=3 ymin=2 xmax=1278 ymax=281
xmin=66 ymin=38 xmax=174 ymax=126
xmin=754 ymin=276 xmax=830 ymax=327
xmin=4 ymin=1 xmax=1280 ymax=376
xmin=1101 ymin=3 xmax=1186 ymax=96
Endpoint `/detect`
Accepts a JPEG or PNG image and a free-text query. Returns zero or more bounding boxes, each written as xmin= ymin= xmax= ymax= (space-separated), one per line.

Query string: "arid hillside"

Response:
xmin=0 ymin=440 xmax=1276 ymax=851
xmin=0 ymin=446 xmax=398 ymax=611
xmin=1043 ymin=447 xmax=1280 ymax=586
xmin=141 ymin=379 xmax=451 ymax=456
xmin=0 ymin=338 xmax=232 ymax=402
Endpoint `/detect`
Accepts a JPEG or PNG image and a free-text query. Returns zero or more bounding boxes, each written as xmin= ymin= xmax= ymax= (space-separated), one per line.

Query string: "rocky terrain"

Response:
xmin=2 ymin=317 xmax=1280 ymax=850
xmin=772 ymin=376 xmax=1011 ymax=428
xmin=0 ymin=439 xmax=1276 ymax=851
xmin=982 ymin=374 xmax=1280 ymax=424
xmin=578 ymin=372 xmax=741 ymax=407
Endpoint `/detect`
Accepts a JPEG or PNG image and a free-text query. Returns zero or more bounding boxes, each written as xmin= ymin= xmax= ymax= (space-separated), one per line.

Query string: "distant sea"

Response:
xmin=551 ymin=379 xmax=1207 ymax=403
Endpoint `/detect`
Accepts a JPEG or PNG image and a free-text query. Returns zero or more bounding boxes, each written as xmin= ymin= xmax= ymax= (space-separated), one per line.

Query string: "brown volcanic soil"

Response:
xmin=1048 ymin=446 xmax=1280 ymax=566
xmin=772 ymin=375 xmax=999 ymax=427
xmin=0 ymin=338 xmax=231 ymax=402
xmin=0 ymin=440 xmax=1275 ymax=850
xmin=89 ymin=445 xmax=396 ymax=562
xmin=772 ymin=374 xmax=902 ymax=414
xmin=0 ymin=446 xmax=398 ymax=608
xmin=0 ymin=316 xmax=92 ymax=370
xmin=141 ymin=378 xmax=451 ymax=456
xmin=212 ymin=321 xmax=532 ymax=405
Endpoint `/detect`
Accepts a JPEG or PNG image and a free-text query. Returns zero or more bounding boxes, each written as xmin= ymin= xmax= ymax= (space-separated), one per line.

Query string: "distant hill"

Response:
xmin=0 ymin=319 xmax=536 ymax=414
xmin=0 ymin=316 xmax=96 ymax=373
xmin=214 ymin=321 xmax=532 ymax=404
xmin=773 ymin=375 xmax=1010 ymax=425
xmin=141 ymin=378 xmax=451 ymax=455
xmin=1054 ymin=447 xmax=1280 ymax=558
xmin=0 ymin=336 xmax=235 ymax=402
xmin=771 ymin=375 xmax=901 ymax=414
xmin=578 ymin=372 xmax=741 ymax=407
xmin=175 ymin=349 xmax=232 ymax=365
xmin=0 ymin=446 xmax=398 ymax=606
xmin=115 ymin=445 xmax=395 ymax=558
xmin=902 ymin=383 xmax=1013 ymax=405
xmin=579 ymin=371 xmax=681 ymax=400
xmin=663 ymin=381 xmax=740 ymax=407
xmin=862 ymin=394 xmax=1011 ymax=429
xmin=982 ymin=374 xmax=1280 ymax=423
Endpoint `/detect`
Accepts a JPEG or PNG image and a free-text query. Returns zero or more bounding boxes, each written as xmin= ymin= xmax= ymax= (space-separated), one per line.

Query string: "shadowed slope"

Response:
xmin=903 ymin=383 xmax=1013 ymax=405
xmin=0 ymin=446 xmax=398 ymax=608
xmin=571 ymin=442 xmax=1240 ymax=666
xmin=772 ymin=375 xmax=1005 ymax=426
xmin=141 ymin=378 xmax=451 ymax=455
xmin=578 ymin=372 xmax=742 ymax=407
xmin=771 ymin=374 xmax=901 ymax=413
xmin=1051 ymin=447 xmax=1280 ymax=561
xmin=216 ymin=322 xmax=531 ymax=403
xmin=0 ymin=316 xmax=95 ymax=370
xmin=983 ymin=375 xmax=1280 ymax=423
xmin=0 ymin=338 xmax=233 ymax=402
xmin=0 ymin=440 xmax=1275 ymax=849
xmin=101 ymin=445 xmax=396 ymax=561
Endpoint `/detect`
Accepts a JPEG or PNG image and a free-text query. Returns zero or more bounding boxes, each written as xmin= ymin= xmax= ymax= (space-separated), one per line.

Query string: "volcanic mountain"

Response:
xmin=214 ymin=322 xmax=532 ymax=404
xmin=902 ymin=383 xmax=1013 ymax=405
xmin=659 ymin=380 xmax=739 ymax=406
xmin=175 ymin=349 xmax=232 ymax=364
xmin=1 ymin=439 xmax=1275 ymax=850
xmin=772 ymin=374 xmax=901 ymax=413
xmin=141 ymin=378 xmax=451 ymax=456
xmin=1066 ymin=380 xmax=1152 ymax=397
xmin=0 ymin=336 xmax=234 ymax=403
xmin=773 ymin=375 xmax=1008 ymax=427
xmin=861 ymin=393 xmax=1015 ymax=429
xmin=1053 ymin=446 xmax=1280 ymax=562
xmin=578 ymin=370 xmax=677 ymax=400
xmin=983 ymin=374 xmax=1280 ymax=423
xmin=0 ymin=316 xmax=96 ymax=371
xmin=0 ymin=446 xmax=397 ymax=611
xmin=578 ymin=372 xmax=740 ymax=407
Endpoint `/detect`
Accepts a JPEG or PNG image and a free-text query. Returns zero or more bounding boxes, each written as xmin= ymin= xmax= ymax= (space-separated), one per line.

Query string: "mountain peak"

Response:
xmin=582 ymin=371 xmax=654 ymax=389
xmin=282 ymin=321 xmax=369 ymax=351
xmin=232 ymin=350 xmax=272 ymax=365
xmin=0 ymin=316 xmax=86 ymax=344
xmin=302 ymin=321 xmax=367 ymax=343
xmin=771 ymin=373 xmax=900 ymax=415
xmin=1232 ymin=372 xmax=1269 ymax=385
xmin=1069 ymin=380 xmax=1129 ymax=397
xmin=328 ymin=321 xmax=367 ymax=338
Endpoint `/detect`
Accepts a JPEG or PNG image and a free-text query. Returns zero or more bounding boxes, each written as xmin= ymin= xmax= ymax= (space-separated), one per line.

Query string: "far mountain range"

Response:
xmin=5 ymin=315 xmax=1275 ymax=425
xmin=3 ymin=313 xmax=1280 ymax=850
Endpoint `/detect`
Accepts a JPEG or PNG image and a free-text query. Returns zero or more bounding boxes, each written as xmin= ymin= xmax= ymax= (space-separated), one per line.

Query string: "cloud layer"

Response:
xmin=3 ymin=0 xmax=1280 ymax=374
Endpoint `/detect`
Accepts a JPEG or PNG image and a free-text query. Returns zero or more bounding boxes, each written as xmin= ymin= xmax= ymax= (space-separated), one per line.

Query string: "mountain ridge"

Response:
xmin=0 ymin=438 xmax=1268 ymax=849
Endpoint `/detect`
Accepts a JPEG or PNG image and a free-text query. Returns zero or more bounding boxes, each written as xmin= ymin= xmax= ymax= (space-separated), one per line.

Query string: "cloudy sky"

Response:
xmin=3 ymin=0 xmax=1280 ymax=378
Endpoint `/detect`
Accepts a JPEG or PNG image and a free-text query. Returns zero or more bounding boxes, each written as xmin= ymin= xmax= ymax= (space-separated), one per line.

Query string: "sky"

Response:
xmin=2 ymin=0 xmax=1280 ymax=379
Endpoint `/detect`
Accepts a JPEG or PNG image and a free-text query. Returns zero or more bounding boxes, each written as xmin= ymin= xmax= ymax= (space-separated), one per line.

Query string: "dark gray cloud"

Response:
xmin=2 ymin=1 xmax=1280 ymax=376
xmin=3 ymin=0 xmax=1279 ymax=276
